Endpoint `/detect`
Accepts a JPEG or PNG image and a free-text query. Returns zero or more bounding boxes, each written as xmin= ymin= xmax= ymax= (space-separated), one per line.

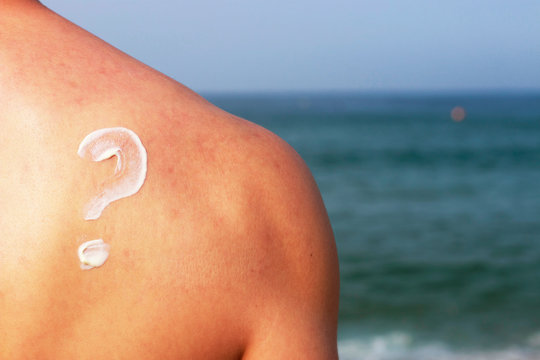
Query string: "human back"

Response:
xmin=0 ymin=1 xmax=339 ymax=359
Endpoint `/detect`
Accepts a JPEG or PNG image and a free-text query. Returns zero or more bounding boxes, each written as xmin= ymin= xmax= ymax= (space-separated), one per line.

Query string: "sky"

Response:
xmin=41 ymin=0 xmax=540 ymax=93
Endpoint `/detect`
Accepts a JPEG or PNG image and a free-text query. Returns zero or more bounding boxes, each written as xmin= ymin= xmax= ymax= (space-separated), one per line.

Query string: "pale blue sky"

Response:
xmin=41 ymin=0 xmax=540 ymax=92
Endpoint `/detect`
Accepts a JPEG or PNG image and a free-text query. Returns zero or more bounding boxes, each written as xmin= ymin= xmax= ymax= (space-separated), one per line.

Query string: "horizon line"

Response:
xmin=199 ymin=87 xmax=540 ymax=96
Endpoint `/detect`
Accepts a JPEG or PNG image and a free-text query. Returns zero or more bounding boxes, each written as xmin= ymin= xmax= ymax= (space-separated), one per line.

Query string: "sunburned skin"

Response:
xmin=77 ymin=127 xmax=148 ymax=270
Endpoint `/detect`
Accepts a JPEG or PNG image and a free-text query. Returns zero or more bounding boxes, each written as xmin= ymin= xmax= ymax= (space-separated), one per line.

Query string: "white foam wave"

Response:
xmin=527 ymin=332 xmax=540 ymax=348
xmin=338 ymin=332 xmax=540 ymax=360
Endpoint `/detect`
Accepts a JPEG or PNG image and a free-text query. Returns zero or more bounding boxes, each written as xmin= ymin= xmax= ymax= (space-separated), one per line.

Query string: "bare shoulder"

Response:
xmin=234 ymin=120 xmax=340 ymax=359
xmin=0 ymin=2 xmax=339 ymax=357
xmin=158 ymin=109 xmax=341 ymax=358
xmin=143 ymin=102 xmax=340 ymax=358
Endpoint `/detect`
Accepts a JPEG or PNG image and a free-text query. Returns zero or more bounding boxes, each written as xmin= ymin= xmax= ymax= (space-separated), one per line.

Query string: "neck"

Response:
xmin=0 ymin=0 xmax=43 ymax=17
xmin=0 ymin=0 xmax=40 ymax=8
xmin=1 ymin=0 xmax=38 ymax=3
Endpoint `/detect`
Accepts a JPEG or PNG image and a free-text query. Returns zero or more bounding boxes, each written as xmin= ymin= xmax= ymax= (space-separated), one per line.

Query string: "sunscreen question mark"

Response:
xmin=77 ymin=127 xmax=148 ymax=270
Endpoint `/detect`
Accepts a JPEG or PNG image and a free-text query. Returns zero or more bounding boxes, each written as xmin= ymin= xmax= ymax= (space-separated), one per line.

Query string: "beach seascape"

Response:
xmin=208 ymin=92 xmax=540 ymax=360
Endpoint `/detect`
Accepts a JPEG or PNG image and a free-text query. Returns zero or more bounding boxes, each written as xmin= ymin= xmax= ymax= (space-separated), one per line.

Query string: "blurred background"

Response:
xmin=42 ymin=1 xmax=540 ymax=359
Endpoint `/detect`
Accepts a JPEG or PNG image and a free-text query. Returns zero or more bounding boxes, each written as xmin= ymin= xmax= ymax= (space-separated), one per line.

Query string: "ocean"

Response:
xmin=206 ymin=91 xmax=540 ymax=360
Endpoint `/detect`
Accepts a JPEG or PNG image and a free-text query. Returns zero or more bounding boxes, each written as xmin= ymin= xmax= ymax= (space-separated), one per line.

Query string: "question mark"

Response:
xmin=77 ymin=127 xmax=148 ymax=270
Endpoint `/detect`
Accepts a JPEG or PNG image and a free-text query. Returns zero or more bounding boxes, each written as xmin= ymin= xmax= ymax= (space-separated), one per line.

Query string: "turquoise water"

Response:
xmin=207 ymin=92 xmax=540 ymax=359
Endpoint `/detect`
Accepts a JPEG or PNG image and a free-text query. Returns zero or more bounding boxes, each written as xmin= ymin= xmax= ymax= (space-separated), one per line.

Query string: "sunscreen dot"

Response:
xmin=78 ymin=239 xmax=110 ymax=270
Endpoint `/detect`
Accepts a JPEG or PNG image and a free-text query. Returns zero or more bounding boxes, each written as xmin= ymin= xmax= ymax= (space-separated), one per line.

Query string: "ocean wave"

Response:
xmin=338 ymin=332 xmax=540 ymax=360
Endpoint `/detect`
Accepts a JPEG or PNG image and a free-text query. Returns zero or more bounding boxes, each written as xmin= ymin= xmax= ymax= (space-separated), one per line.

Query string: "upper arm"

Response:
xmin=238 ymin=128 xmax=340 ymax=360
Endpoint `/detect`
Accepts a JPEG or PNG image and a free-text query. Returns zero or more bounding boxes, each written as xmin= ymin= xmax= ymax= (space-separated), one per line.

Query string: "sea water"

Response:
xmin=207 ymin=91 xmax=540 ymax=360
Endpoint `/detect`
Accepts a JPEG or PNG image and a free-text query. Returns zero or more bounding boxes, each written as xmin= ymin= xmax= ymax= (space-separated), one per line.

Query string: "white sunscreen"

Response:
xmin=78 ymin=239 xmax=110 ymax=270
xmin=77 ymin=127 xmax=147 ymax=270
xmin=77 ymin=127 xmax=148 ymax=220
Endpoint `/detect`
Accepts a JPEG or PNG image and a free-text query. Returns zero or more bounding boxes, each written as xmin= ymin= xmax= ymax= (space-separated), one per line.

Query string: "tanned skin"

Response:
xmin=0 ymin=1 xmax=340 ymax=359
